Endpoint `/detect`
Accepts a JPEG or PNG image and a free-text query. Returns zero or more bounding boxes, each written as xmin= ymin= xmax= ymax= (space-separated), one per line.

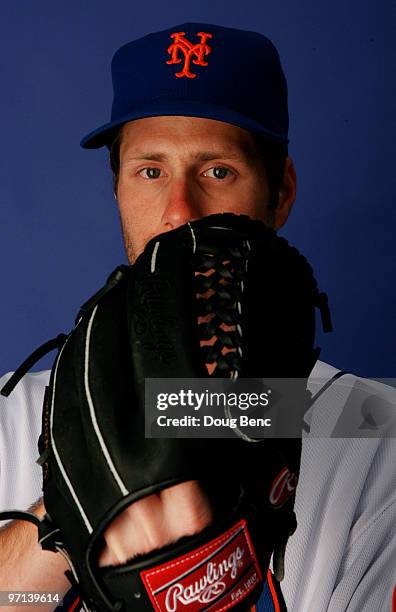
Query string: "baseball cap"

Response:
xmin=80 ymin=23 xmax=289 ymax=149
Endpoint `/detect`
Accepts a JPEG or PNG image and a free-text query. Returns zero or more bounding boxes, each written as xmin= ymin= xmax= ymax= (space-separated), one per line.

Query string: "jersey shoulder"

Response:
xmin=306 ymin=360 xmax=395 ymax=437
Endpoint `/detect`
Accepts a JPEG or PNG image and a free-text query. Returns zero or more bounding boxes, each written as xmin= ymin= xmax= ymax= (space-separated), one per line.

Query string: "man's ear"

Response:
xmin=274 ymin=157 xmax=297 ymax=230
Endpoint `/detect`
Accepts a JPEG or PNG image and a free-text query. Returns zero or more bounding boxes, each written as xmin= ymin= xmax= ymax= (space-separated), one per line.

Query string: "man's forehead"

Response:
xmin=119 ymin=116 xmax=259 ymax=158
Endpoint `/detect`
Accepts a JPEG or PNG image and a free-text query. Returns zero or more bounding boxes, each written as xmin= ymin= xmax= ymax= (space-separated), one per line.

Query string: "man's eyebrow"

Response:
xmin=195 ymin=151 xmax=245 ymax=161
xmin=123 ymin=152 xmax=166 ymax=162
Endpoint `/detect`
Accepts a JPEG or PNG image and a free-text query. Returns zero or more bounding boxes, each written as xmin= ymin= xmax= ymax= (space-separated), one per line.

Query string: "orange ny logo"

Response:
xmin=166 ymin=31 xmax=213 ymax=79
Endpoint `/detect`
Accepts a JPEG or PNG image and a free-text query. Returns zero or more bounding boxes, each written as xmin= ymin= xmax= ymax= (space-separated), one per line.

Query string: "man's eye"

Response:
xmin=204 ymin=167 xmax=232 ymax=180
xmin=139 ymin=167 xmax=162 ymax=179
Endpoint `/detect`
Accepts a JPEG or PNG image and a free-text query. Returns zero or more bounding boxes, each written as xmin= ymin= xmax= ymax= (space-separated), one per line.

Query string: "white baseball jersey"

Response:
xmin=282 ymin=361 xmax=396 ymax=612
xmin=0 ymin=361 xmax=395 ymax=611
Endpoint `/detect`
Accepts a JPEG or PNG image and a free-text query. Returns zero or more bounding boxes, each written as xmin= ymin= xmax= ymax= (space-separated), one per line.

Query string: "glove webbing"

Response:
xmin=195 ymin=240 xmax=249 ymax=378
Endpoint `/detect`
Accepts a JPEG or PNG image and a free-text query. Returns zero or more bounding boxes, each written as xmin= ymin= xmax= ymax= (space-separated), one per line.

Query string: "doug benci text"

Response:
xmin=156 ymin=415 xmax=272 ymax=428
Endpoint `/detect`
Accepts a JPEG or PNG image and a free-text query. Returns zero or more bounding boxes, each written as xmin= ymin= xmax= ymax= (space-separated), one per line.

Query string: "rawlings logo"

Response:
xmin=133 ymin=276 xmax=178 ymax=364
xmin=269 ymin=466 xmax=298 ymax=508
xmin=166 ymin=31 xmax=213 ymax=78
xmin=165 ymin=546 xmax=244 ymax=611
xmin=141 ymin=520 xmax=261 ymax=612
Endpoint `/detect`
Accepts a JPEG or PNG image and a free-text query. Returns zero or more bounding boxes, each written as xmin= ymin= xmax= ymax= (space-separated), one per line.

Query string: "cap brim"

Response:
xmin=80 ymin=99 xmax=289 ymax=149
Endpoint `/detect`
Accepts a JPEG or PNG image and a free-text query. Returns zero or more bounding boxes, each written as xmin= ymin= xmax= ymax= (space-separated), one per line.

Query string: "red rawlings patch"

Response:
xmin=140 ymin=519 xmax=262 ymax=611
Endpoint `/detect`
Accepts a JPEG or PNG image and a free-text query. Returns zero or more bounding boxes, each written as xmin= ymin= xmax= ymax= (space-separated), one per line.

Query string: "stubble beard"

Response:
xmin=118 ymin=213 xmax=137 ymax=265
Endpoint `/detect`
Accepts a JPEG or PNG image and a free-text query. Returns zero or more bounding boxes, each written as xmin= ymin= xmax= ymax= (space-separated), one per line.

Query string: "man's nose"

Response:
xmin=161 ymin=178 xmax=202 ymax=230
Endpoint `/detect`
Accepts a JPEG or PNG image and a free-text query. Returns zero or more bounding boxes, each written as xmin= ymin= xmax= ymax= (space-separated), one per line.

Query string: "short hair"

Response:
xmin=109 ymin=125 xmax=288 ymax=209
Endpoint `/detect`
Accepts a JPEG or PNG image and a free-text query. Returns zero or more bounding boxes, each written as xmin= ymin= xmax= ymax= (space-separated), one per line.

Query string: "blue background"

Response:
xmin=1 ymin=1 xmax=394 ymax=377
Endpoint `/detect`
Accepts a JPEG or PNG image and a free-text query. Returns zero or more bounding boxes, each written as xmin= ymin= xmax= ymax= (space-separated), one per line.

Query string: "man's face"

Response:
xmin=116 ymin=116 xmax=291 ymax=263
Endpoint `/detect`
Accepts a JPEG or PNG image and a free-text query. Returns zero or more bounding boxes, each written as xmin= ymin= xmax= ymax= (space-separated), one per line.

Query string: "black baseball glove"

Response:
xmin=1 ymin=213 xmax=332 ymax=611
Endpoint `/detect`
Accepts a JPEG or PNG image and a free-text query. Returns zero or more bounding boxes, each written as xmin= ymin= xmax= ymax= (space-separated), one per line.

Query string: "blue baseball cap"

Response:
xmin=80 ymin=23 xmax=289 ymax=149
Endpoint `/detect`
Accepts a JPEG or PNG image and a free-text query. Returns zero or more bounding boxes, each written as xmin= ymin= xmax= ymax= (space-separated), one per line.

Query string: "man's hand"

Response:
xmin=99 ymin=480 xmax=213 ymax=566
xmin=0 ymin=490 xmax=211 ymax=609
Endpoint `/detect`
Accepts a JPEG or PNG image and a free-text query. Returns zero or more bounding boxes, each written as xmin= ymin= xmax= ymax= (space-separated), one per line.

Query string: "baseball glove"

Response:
xmin=0 ymin=213 xmax=332 ymax=611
